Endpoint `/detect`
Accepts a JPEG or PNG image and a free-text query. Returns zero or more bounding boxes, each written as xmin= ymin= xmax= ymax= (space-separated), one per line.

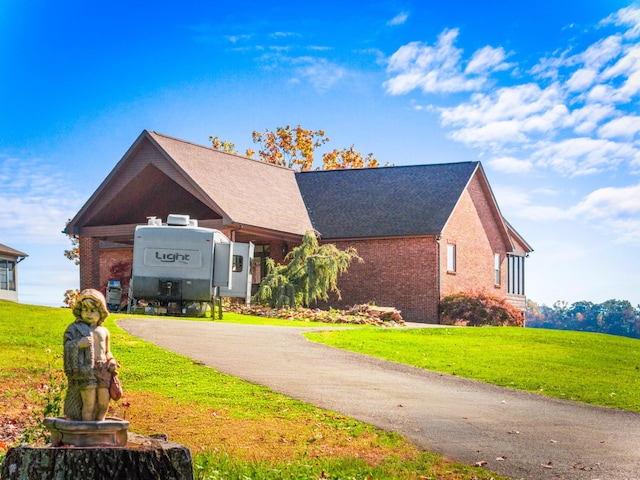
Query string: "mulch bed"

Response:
xmin=226 ymin=303 xmax=404 ymax=326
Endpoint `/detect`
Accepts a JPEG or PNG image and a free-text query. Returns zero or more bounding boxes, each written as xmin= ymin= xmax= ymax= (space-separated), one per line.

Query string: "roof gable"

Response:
xmin=295 ymin=162 xmax=479 ymax=238
xmin=68 ymin=131 xmax=314 ymax=236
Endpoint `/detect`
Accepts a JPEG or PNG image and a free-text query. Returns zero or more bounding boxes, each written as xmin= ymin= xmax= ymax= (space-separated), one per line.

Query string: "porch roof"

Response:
xmin=0 ymin=243 xmax=28 ymax=259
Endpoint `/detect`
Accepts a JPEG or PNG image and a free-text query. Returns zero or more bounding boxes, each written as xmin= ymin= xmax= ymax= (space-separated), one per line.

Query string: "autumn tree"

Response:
xmin=254 ymin=230 xmax=361 ymax=308
xmin=64 ymin=219 xmax=80 ymax=266
xmin=208 ymin=135 xmax=237 ymax=153
xmin=211 ymin=125 xmax=380 ymax=171
xmin=322 ymin=145 xmax=379 ymax=170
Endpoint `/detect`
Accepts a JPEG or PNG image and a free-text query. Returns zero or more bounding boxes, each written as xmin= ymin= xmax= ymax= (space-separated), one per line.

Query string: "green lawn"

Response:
xmin=305 ymin=326 xmax=640 ymax=411
xmin=0 ymin=301 xmax=508 ymax=480
xmin=7 ymin=301 xmax=637 ymax=477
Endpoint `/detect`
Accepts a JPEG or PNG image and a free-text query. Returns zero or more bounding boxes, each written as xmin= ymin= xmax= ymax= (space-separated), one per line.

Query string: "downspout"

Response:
xmin=435 ymin=234 xmax=442 ymax=324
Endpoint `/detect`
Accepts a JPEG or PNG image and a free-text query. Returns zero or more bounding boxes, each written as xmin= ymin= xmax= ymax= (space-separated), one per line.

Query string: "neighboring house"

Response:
xmin=65 ymin=130 xmax=532 ymax=322
xmin=0 ymin=243 xmax=28 ymax=302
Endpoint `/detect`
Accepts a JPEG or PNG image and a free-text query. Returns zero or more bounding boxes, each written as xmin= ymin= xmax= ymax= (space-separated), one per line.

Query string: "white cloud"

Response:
xmin=597 ymin=44 xmax=640 ymax=101
xmin=465 ymin=45 xmax=510 ymax=75
xmin=384 ymin=28 xmax=512 ymax=95
xmin=600 ymin=5 xmax=640 ymax=40
xmin=567 ymin=103 xmax=616 ymax=134
xmin=291 ymin=57 xmax=346 ymax=91
xmin=598 ymin=115 xmax=640 ymax=139
xmin=571 ymin=34 xmax=623 ymax=71
xmin=226 ymin=34 xmax=252 ymax=44
xmin=493 ymin=185 xmax=572 ymax=221
xmin=271 ymin=31 xmax=299 ymax=39
xmin=383 ymin=4 xmax=640 ymax=248
xmin=496 ymin=181 xmax=640 ymax=244
xmin=567 ymin=183 xmax=640 ymax=244
xmin=533 ymin=137 xmax=638 ymax=176
xmin=0 ymin=154 xmax=83 ymax=246
xmin=571 ymin=183 xmax=640 ymax=218
xmin=407 ymin=5 xmax=640 ymax=180
xmin=387 ymin=12 xmax=409 ymax=26
xmin=487 ymin=156 xmax=533 ymax=174
xmin=607 ymin=218 xmax=640 ymax=243
xmin=439 ymin=83 xmax=564 ymax=127
xmin=449 ymin=121 xmax=527 ymax=148
xmin=438 ymin=83 xmax=570 ymax=149
xmin=566 ymin=67 xmax=598 ymax=92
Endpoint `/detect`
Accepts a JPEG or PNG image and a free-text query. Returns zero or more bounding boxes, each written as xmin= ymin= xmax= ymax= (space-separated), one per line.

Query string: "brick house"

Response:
xmin=0 ymin=243 xmax=28 ymax=302
xmin=65 ymin=130 xmax=532 ymax=322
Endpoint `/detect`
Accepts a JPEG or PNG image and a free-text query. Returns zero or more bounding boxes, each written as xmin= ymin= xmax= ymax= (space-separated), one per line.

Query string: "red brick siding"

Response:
xmin=79 ymin=237 xmax=101 ymax=292
xmin=99 ymin=247 xmax=133 ymax=294
xmin=440 ymin=174 xmax=507 ymax=298
xmin=318 ymin=237 xmax=440 ymax=323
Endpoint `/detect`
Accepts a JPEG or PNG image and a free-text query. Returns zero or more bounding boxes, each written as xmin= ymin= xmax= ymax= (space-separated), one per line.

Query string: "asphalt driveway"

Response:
xmin=118 ymin=319 xmax=640 ymax=480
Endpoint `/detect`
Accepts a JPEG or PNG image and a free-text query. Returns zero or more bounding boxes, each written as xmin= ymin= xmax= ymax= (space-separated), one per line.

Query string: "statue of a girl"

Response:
xmin=63 ymin=289 xmax=119 ymax=421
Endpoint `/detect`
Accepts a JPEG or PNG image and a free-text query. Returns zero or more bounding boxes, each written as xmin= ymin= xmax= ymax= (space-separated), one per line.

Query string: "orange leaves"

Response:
xmin=251 ymin=125 xmax=329 ymax=170
xmin=250 ymin=124 xmax=379 ymax=171
xmin=212 ymin=125 xmax=379 ymax=171
xmin=209 ymin=136 xmax=237 ymax=154
xmin=321 ymin=146 xmax=379 ymax=170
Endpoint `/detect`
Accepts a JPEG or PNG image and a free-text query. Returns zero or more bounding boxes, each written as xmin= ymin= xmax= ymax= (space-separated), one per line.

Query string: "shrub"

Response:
xmin=254 ymin=230 xmax=361 ymax=308
xmin=440 ymin=290 xmax=524 ymax=327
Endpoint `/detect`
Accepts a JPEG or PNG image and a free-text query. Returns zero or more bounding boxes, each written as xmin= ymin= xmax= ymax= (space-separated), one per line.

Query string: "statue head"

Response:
xmin=72 ymin=289 xmax=109 ymax=325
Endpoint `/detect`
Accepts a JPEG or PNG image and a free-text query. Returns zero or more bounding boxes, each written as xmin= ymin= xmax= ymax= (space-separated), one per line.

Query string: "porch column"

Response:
xmin=79 ymin=237 xmax=101 ymax=291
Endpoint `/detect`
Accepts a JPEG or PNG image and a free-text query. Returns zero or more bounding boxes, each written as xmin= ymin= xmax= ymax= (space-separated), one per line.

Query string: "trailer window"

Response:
xmin=232 ymin=255 xmax=243 ymax=272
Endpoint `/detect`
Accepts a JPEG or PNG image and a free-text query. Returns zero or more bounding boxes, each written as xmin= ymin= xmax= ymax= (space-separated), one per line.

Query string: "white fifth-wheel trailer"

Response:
xmin=128 ymin=214 xmax=254 ymax=317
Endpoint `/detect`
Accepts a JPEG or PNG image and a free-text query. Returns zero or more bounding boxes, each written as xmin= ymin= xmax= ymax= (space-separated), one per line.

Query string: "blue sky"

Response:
xmin=2 ymin=0 xmax=640 ymax=309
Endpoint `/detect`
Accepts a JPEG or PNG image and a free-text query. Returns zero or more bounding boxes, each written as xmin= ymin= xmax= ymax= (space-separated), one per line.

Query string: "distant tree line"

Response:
xmin=526 ymin=299 xmax=640 ymax=339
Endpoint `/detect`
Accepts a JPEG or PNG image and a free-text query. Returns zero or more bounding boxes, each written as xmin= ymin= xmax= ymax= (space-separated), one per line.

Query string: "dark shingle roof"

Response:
xmin=295 ymin=162 xmax=479 ymax=239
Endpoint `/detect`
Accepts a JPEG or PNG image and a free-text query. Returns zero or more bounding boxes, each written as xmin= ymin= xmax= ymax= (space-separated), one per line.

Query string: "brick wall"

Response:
xmin=79 ymin=237 xmax=101 ymax=292
xmin=319 ymin=237 xmax=440 ymax=323
xmin=99 ymin=247 xmax=134 ymax=294
xmin=440 ymin=174 xmax=507 ymax=298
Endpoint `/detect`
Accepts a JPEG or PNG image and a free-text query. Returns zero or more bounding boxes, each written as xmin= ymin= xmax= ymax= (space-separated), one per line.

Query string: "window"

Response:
xmin=494 ymin=253 xmax=501 ymax=285
xmin=232 ymin=255 xmax=243 ymax=272
xmin=0 ymin=260 xmax=16 ymax=291
xmin=446 ymin=244 xmax=456 ymax=272
xmin=507 ymin=255 xmax=525 ymax=295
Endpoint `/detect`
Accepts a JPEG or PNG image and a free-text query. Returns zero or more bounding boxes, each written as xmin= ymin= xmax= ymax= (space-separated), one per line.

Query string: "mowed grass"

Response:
xmin=0 ymin=301 xmax=507 ymax=480
xmin=305 ymin=326 xmax=640 ymax=412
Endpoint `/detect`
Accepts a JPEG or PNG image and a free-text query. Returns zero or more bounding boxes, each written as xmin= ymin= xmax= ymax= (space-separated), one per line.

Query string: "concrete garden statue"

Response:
xmin=63 ymin=288 xmax=121 ymax=421
xmin=43 ymin=288 xmax=128 ymax=447
xmin=2 ymin=291 xmax=194 ymax=479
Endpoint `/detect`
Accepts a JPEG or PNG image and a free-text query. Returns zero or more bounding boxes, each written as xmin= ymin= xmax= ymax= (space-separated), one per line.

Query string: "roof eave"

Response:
xmin=65 ymin=130 xmax=152 ymax=234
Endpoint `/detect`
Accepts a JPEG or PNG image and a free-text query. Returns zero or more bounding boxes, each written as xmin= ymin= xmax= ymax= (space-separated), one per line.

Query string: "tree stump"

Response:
xmin=1 ymin=434 xmax=193 ymax=480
